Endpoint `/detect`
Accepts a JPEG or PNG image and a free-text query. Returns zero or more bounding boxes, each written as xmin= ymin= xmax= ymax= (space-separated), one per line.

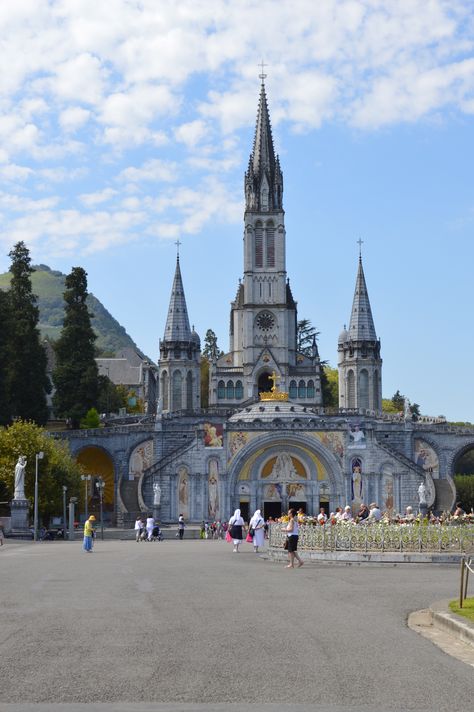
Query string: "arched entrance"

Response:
xmin=257 ymin=372 xmax=273 ymax=394
xmin=76 ymin=447 xmax=115 ymax=524
xmin=228 ymin=433 xmax=344 ymax=520
xmin=452 ymin=445 xmax=474 ymax=512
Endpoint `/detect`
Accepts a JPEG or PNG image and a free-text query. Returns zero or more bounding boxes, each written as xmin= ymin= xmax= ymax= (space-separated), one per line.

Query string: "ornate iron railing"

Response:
xmin=269 ymin=523 xmax=474 ymax=553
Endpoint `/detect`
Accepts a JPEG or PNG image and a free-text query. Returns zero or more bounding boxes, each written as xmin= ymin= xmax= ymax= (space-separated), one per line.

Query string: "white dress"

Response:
xmin=250 ymin=515 xmax=265 ymax=547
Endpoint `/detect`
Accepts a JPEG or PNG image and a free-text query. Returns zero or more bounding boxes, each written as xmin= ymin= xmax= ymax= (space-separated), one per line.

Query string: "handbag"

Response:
xmin=225 ymin=530 xmax=232 ymax=542
xmin=246 ymin=532 xmax=253 ymax=543
xmin=249 ymin=526 xmax=255 ymax=537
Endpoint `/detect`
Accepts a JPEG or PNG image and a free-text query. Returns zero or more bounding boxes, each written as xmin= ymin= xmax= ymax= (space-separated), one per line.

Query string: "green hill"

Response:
xmin=0 ymin=264 xmax=139 ymax=356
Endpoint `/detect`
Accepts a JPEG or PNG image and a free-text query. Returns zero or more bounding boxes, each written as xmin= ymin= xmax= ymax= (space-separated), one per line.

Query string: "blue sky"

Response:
xmin=0 ymin=1 xmax=473 ymax=421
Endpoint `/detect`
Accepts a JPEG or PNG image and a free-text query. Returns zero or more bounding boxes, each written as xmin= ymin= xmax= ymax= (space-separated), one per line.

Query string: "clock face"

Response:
xmin=256 ymin=311 xmax=275 ymax=331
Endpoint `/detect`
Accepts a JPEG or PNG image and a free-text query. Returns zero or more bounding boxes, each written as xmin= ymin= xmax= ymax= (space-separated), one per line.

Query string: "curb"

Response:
xmin=429 ymin=599 xmax=474 ymax=648
xmin=264 ymin=548 xmax=463 ymax=564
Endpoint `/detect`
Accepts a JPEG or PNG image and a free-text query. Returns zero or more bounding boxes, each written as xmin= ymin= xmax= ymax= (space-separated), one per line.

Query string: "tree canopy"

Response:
xmin=296 ymin=319 xmax=319 ymax=357
xmin=5 ymin=242 xmax=50 ymax=425
xmin=0 ymin=420 xmax=83 ymax=525
xmin=53 ymin=267 xmax=99 ymax=428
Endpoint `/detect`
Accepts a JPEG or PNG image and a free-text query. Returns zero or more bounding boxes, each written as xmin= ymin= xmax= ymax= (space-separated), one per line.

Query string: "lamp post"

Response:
xmin=95 ymin=477 xmax=105 ymax=540
xmin=33 ymin=451 xmax=44 ymax=542
xmin=81 ymin=474 xmax=92 ymax=521
xmin=62 ymin=485 xmax=67 ymax=539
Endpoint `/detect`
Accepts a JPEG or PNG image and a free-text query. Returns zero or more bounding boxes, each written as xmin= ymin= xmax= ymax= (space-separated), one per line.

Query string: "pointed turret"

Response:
xmin=245 ymin=79 xmax=283 ymax=212
xmin=158 ymin=254 xmax=200 ymax=414
xmin=338 ymin=253 xmax=382 ymax=413
xmin=348 ymin=256 xmax=377 ymax=341
xmin=163 ymin=256 xmax=191 ymax=342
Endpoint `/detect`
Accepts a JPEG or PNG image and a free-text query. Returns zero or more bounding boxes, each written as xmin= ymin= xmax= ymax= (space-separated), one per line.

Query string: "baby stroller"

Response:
xmin=150 ymin=525 xmax=163 ymax=542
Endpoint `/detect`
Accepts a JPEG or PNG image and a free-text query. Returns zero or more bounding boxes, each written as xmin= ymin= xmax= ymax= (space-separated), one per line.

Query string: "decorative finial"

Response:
xmin=258 ymin=60 xmax=268 ymax=84
xmin=357 ymin=237 xmax=364 ymax=258
xmin=175 ymin=238 xmax=182 ymax=259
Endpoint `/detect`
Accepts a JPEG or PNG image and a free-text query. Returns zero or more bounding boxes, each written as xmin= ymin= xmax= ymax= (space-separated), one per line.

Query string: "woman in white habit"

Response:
xmin=228 ymin=508 xmax=245 ymax=553
xmin=249 ymin=509 xmax=265 ymax=553
xmin=146 ymin=513 xmax=155 ymax=541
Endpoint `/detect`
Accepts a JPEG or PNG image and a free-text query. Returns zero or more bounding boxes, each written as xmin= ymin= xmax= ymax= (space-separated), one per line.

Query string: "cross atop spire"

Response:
xmin=258 ymin=60 xmax=268 ymax=84
xmin=175 ymin=238 xmax=182 ymax=259
xmin=357 ymin=237 xmax=364 ymax=258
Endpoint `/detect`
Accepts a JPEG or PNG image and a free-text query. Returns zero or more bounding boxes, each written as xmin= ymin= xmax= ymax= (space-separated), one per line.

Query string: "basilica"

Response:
xmin=64 ymin=80 xmax=473 ymax=525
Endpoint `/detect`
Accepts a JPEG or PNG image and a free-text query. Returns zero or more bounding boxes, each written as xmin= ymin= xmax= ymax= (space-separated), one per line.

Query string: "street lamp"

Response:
xmin=81 ymin=474 xmax=92 ymax=521
xmin=95 ymin=477 xmax=105 ymax=540
xmin=62 ymin=485 xmax=67 ymax=539
xmin=33 ymin=451 xmax=44 ymax=542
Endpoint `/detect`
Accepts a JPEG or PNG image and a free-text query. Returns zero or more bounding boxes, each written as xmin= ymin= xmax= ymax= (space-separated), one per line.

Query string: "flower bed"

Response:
xmin=269 ymin=522 xmax=474 ymax=553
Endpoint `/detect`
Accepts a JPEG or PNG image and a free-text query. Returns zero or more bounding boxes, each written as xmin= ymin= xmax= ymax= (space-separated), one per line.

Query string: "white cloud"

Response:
xmin=174 ymin=120 xmax=208 ymax=147
xmin=117 ymin=159 xmax=178 ymax=184
xmin=59 ymin=106 xmax=91 ymax=133
xmin=79 ymin=188 xmax=118 ymax=207
xmin=0 ymin=164 xmax=34 ymax=182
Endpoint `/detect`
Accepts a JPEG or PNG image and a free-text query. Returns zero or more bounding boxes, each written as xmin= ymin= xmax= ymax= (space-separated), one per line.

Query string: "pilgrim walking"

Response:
xmin=228 ymin=508 xmax=244 ymax=553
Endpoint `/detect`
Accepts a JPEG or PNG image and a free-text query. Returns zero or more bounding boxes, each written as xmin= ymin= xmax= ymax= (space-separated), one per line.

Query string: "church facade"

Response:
xmin=62 ymin=81 xmax=473 ymax=525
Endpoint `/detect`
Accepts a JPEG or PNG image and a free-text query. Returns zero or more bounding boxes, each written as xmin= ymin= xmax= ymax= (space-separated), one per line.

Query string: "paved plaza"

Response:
xmin=0 ymin=538 xmax=473 ymax=712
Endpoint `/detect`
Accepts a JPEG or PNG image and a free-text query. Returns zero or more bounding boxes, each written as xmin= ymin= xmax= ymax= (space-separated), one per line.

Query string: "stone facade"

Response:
xmin=58 ymin=80 xmax=472 ymax=525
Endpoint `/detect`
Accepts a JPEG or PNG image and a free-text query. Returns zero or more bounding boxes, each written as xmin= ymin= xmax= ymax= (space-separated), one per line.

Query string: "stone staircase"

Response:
xmin=376 ymin=441 xmax=425 ymax=475
xmin=117 ymin=478 xmax=142 ymax=527
xmin=433 ymin=478 xmax=456 ymax=514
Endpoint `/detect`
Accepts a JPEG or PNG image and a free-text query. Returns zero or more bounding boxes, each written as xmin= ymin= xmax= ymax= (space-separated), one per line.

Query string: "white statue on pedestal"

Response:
xmin=14 ymin=456 xmax=27 ymax=500
xmin=404 ymin=397 xmax=411 ymax=421
xmin=418 ymin=482 xmax=427 ymax=506
xmin=153 ymin=483 xmax=161 ymax=507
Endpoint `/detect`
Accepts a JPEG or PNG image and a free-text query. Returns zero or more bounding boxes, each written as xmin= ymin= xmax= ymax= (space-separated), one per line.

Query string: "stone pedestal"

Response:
xmin=419 ymin=502 xmax=428 ymax=518
xmin=153 ymin=505 xmax=161 ymax=522
xmin=10 ymin=499 xmax=31 ymax=537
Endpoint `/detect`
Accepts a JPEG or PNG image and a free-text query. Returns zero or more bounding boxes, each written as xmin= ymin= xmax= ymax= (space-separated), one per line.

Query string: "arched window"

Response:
xmin=172 ymin=371 xmax=182 ymax=410
xmin=298 ymin=380 xmax=306 ymax=398
xmin=162 ymin=370 xmax=168 ymax=411
xmin=289 ymin=380 xmax=297 ymax=399
xmin=347 ymin=370 xmax=355 ymax=408
xmin=266 ymin=221 xmax=275 ymax=267
xmin=307 ymin=380 xmax=315 ymax=398
xmin=186 ymin=371 xmax=193 ymax=410
xmin=235 ymin=380 xmax=243 ymax=399
xmin=217 ymin=380 xmax=225 ymax=399
xmin=359 ymin=369 xmax=369 ymax=409
xmin=226 ymin=380 xmax=234 ymax=399
xmin=255 ymin=221 xmax=263 ymax=268
xmin=373 ymin=369 xmax=379 ymax=409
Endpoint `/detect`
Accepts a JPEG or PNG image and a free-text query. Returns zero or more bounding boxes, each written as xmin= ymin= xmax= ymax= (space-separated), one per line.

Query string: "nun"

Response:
xmin=249 ymin=509 xmax=265 ymax=553
xmin=228 ymin=508 xmax=245 ymax=553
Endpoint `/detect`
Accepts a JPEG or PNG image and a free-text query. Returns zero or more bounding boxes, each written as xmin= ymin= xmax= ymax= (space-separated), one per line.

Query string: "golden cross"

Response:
xmin=269 ymin=370 xmax=278 ymax=391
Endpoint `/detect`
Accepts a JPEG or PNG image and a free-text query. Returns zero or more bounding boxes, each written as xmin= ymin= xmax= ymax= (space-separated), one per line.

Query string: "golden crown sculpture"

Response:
xmin=259 ymin=371 xmax=288 ymax=401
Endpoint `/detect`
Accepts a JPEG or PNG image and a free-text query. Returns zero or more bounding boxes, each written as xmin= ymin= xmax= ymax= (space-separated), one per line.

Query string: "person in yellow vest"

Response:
xmin=83 ymin=515 xmax=96 ymax=552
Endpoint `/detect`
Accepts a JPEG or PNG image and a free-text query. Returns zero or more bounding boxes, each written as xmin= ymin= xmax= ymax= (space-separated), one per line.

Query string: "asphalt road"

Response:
xmin=0 ymin=538 xmax=473 ymax=711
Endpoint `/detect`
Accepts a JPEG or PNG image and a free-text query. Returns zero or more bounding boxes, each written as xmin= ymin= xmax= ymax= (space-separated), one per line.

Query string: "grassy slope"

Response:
xmin=0 ymin=265 xmax=138 ymax=356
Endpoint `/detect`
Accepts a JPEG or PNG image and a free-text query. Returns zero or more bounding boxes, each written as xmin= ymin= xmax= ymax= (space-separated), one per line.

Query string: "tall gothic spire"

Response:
xmin=245 ymin=79 xmax=283 ymax=211
xmin=348 ymin=256 xmax=377 ymax=341
xmin=163 ymin=255 xmax=191 ymax=342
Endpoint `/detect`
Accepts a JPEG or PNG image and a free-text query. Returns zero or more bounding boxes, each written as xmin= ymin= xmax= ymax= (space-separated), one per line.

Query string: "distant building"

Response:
xmin=96 ymin=348 xmax=157 ymax=415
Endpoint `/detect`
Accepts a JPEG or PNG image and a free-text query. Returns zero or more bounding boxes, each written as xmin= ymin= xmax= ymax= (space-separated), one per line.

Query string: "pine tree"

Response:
xmin=0 ymin=288 xmax=12 ymax=426
xmin=53 ymin=267 xmax=99 ymax=428
xmin=7 ymin=242 xmax=50 ymax=424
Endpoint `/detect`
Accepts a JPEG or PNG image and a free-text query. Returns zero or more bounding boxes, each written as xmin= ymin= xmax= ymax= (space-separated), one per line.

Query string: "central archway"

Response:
xmin=227 ymin=432 xmax=344 ymax=519
xmin=257 ymin=372 xmax=273 ymax=393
